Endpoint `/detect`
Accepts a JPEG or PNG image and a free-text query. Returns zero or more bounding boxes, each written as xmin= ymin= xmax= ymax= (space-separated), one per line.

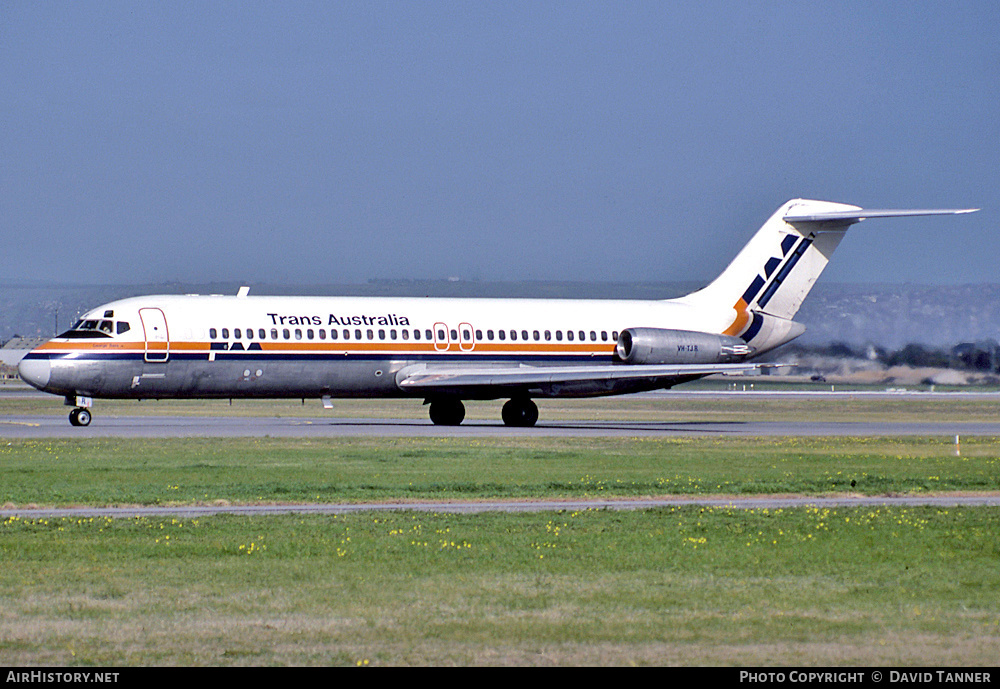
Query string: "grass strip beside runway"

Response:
xmin=2 ymin=436 xmax=1000 ymax=507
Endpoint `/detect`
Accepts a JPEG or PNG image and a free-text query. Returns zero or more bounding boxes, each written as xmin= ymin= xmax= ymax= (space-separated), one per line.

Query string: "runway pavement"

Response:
xmin=4 ymin=413 xmax=1000 ymax=438
xmin=4 ymin=389 xmax=1000 ymax=519
xmin=4 ymin=494 xmax=1000 ymax=520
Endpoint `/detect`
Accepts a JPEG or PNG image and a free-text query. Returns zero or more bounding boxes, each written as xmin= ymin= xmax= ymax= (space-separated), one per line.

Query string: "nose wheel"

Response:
xmin=69 ymin=408 xmax=92 ymax=427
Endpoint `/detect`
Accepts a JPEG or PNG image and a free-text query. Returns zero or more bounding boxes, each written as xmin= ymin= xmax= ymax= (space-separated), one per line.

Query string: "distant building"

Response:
xmin=953 ymin=340 xmax=1000 ymax=372
xmin=0 ymin=336 xmax=49 ymax=368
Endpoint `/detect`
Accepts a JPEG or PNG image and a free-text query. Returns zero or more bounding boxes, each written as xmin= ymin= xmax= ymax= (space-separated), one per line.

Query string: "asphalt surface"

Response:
xmin=4 ymin=413 xmax=1000 ymax=438
xmin=3 ymin=494 xmax=1000 ymax=520
xmin=4 ymin=388 xmax=999 ymax=519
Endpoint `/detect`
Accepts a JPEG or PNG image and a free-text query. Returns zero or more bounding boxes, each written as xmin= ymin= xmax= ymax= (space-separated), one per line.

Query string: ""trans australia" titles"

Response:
xmin=267 ymin=312 xmax=411 ymax=327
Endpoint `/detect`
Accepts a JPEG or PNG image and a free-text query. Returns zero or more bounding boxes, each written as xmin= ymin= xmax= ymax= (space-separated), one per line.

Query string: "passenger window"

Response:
xmin=462 ymin=329 xmax=470 ymax=340
xmin=438 ymin=329 xmax=446 ymax=340
xmin=579 ymin=331 xmax=586 ymax=341
xmin=343 ymin=329 xmax=350 ymax=340
xmin=522 ymin=330 xmax=529 ymax=341
xmin=402 ymin=329 xmax=409 ymax=340
xmin=545 ymin=330 xmax=551 ymax=341
xmin=222 ymin=328 xmax=230 ymax=339
xmin=590 ymin=331 xmax=596 ymax=341
xmin=234 ymin=329 xmax=242 ymax=339
xmin=487 ymin=330 xmax=494 ymax=340
xmin=390 ymin=329 xmax=397 ymax=340
xmin=567 ymin=331 xmax=574 ymax=341
xmin=412 ymin=329 xmax=420 ymax=340
xmin=498 ymin=330 xmax=506 ymax=341
xmin=319 ymin=329 xmax=326 ymax=340
xmin=601 ymin=331 xmax=608 ymax=341
xmin=271 ymin=328 xmax=278 ymax=340
xmin=510 ymin=330 xmax=517 ymax=341
xmin=355 ymin=329 xmax=362 ymax=340
xmin=307 ymin=329 xmax=314 ymax=339
xmin=425 ymin=329 xmax=433 ymax=340
xmin=612 ymin=331 xmax=619 ymax=340
xmin=378 ymin=329 xmax=385 ymax=339
xmin=295 ymin=329 xmax=302 ymax=340
xmin=449 ymin=329 xmax=457 ymax=340
xmin=259 ymin=329 xmax=266 ymax=340
xmin=210 ymin=328 xmax=218 ymax=339
xmin=330 ymin=329 xmax=338 ymax=340
xmin=283 ymin=329 xmax=290 ymax=339
xmin=556 ymin=331 xmax=563 ymax=341
xmin=533 ymin=330 xmax=540 ymax=341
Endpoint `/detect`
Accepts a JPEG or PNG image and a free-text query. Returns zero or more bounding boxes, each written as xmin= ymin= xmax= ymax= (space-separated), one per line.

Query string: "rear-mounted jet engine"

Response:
xmin=615 ymin=327 xmax=753 ymax=365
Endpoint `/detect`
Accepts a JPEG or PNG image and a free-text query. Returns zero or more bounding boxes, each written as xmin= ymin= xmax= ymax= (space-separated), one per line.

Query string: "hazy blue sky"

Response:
xmin=2 ymin=1 xmax=997 ymax=287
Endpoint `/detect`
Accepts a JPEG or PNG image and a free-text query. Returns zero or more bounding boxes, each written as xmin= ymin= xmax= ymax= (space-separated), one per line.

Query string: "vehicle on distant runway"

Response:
xmin=19 ymin=199 xmax=976 ymax=427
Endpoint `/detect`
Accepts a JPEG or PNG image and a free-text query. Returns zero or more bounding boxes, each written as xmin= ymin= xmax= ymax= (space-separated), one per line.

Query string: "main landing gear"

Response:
xmin=427 ymin=397 xmax=539 ymax=427
xmin=428 ymin=398 xmax=466 ymax=426
xmin=501 ymin=397 xmax=538 ymax=427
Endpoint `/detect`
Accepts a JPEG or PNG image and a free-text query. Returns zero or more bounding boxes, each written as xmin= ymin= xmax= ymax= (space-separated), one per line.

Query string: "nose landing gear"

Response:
xmin=69 ymin=407 xmax=92 ymax=427
xmin=65 ymin=396 xmax=94 ymax=427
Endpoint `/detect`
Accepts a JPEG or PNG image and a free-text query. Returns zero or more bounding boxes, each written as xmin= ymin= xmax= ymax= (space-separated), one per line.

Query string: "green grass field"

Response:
xmin=2 ymin=506 xmax=998 ymax=665
xmin=1 ymin=435 xmax=999 ymax=506
xmin=2 ymin=394 xmax=999 ymax=666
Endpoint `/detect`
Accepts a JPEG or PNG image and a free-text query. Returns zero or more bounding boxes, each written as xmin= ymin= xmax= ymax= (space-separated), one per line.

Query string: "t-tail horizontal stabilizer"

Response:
xmin=783 ymin=207 xmax=979 ymax=225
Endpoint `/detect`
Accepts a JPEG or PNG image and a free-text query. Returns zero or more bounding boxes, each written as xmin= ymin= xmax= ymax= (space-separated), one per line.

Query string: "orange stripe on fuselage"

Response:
xmin=34 ymin=339 xmax=617 ymax=357
xmin=36 ymin=340 xmax=136 ymax=352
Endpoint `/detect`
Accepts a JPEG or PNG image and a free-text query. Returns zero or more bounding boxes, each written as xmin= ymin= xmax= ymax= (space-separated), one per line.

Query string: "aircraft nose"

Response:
xmin=17 ymin=357 xmax=51 ymax=390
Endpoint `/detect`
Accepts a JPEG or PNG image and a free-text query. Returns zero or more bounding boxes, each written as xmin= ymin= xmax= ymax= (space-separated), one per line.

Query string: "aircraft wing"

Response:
xmin=396 ymin=362 xmax=766 ymax=396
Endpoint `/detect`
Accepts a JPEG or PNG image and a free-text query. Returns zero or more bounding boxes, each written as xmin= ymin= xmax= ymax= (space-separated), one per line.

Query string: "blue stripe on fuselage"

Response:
xmin=21 ymin=350 xmax=618 ymax=365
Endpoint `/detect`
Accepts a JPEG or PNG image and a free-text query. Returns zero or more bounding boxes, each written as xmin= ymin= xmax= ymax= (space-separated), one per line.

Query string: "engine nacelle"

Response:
xmin=615 ymin=328 xmax=754 ymax=365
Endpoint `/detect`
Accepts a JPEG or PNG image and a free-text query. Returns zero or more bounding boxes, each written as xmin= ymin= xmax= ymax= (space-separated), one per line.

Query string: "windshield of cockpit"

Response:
xmin=59 ymin=317 xmax=131 ymax=338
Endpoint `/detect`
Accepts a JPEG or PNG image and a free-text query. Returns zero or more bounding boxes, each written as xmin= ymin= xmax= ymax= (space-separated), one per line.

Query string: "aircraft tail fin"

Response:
xmin=677 ymin=199 xmax=978 ymax=351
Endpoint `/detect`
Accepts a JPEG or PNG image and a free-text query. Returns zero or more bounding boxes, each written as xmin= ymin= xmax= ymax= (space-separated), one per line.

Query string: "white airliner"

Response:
xmin=19 ymin=199 xmax=977 ymax=427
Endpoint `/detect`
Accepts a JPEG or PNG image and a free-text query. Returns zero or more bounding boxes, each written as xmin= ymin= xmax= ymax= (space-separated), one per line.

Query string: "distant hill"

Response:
xmin=792 ymin=283 xmax=1000 ymax=349
xmin=2 ymin=280 xmax=997 ymax=350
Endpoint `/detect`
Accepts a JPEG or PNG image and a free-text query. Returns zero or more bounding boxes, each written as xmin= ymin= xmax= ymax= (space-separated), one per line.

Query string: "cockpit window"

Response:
xmin=59 ymin=318 xmax=131 ymax=339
